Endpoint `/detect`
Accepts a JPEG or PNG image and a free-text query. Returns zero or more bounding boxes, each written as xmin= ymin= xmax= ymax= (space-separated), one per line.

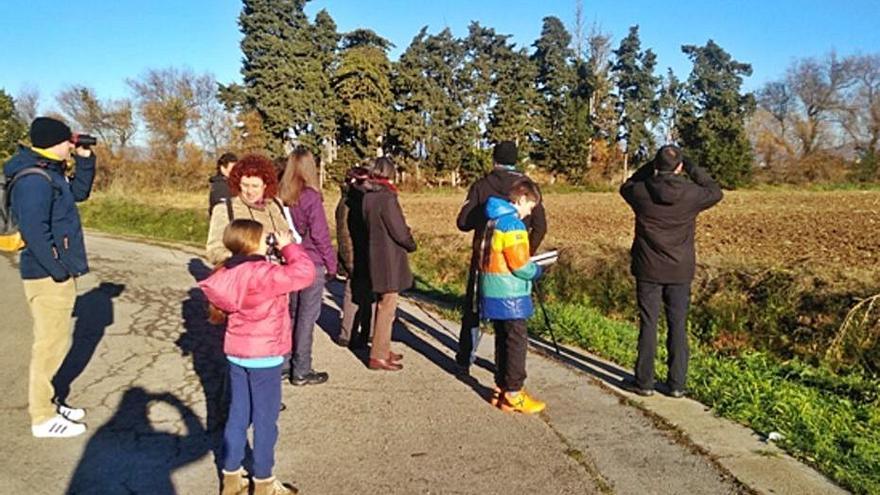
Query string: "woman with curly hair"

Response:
xmin=206 ymin=154 xmax=291 ymax=265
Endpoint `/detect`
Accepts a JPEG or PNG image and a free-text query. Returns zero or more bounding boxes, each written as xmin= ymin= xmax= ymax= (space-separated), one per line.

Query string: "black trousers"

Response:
xmin=493 ymin=319 xmax=528 ymax=391
xmin=455 ymin=262 xmax=481 ymax=367
xmin=635 ymin=280 xmax=691 ymax=391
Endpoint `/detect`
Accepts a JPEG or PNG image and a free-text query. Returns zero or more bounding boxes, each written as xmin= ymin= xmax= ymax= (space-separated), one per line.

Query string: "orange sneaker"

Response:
xmin=499 ymin=390 xmax=546 ymax=414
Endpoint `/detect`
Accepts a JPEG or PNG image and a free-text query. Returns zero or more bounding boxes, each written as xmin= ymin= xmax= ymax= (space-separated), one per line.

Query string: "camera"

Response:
xmin=72 ymin=134 xmax=97 ymax=147
xmin=265 ymin=233 xmax=283 ymax=264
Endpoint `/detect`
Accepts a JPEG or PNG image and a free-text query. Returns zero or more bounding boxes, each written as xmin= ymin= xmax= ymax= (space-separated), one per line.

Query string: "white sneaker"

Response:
xmin=31 ymin=414 xmax=87 ymax=438
xmin=57 ymin=403 xmax=86 ymax=422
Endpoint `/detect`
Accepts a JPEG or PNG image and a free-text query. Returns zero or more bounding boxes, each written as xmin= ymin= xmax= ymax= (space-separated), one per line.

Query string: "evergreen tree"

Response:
xmin=389 ymin=28 xmax=474 ymax=183
xmin=311 ymin=9 xmax=340 ymax=158
xmin=488 ymin=47 xmax=539 ymax=157
xmin=228 ymin=0 xmax=327 ymax=153
xmin=611 ymin=25 xmax=660 ymax=163
xmin=678 ymin=40 xmax=755 ymax=188
xmin=531 ymin=17 xmax=577 ymax=176
xmin=0 ymin=89 xmax=26 ymax=161
xmin=334 ymin=29 xmax=393 ymax=169
xmin=658 ymin=68 xmax=684 ymax=144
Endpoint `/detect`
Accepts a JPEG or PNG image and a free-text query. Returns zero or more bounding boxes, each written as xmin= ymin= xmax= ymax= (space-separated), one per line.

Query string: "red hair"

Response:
xmin=228 ymin=154 xmax=279 ymax=199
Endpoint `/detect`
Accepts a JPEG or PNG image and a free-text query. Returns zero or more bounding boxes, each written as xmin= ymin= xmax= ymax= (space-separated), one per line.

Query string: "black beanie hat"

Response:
xmin=493 ymin=141 xmax=518 ymax=166
xmin=655 ymin=145 xmax=683 ymax=171
xmin=30 ymin=117 xmax=72 ymax=149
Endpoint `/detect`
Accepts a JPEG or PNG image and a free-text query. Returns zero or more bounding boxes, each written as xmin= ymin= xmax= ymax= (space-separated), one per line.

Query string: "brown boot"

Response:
xmin=253 ymin=476 xmax=298 ymax=495
xmin=220 ymin=468 xmax=249 ymax=495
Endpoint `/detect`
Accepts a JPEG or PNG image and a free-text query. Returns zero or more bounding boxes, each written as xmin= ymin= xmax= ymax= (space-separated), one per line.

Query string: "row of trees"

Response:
xmin=2 ymin=0 xmax=876 ymax=189
xmin=219 ymin=0 xmax=756 ymax=187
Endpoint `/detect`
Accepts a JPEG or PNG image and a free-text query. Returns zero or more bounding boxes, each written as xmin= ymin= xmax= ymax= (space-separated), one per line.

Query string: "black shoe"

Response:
xmin=290 ymin=370 xmax=329 ymax=386
xmin=623 ymin=380 xmax=654 ymax=397
xmin=667 ymin=389 xmax=686 ymax=399
xmin=337 ymin=338 xmax=349 ymax=348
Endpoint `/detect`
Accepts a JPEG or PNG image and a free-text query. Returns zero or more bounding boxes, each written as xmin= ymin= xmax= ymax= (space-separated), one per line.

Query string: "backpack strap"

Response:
xmin=8 ymin=167 xmax=53 ymax=194
xmin=224 ymin=197 xmax=234 ymax=222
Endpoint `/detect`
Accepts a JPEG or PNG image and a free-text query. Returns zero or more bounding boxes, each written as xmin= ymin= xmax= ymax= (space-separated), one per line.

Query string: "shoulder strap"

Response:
xmin=8 ymin=167 xmax=53 ymax=192
xmin=224 ymin=197 xmax=234 ymax=222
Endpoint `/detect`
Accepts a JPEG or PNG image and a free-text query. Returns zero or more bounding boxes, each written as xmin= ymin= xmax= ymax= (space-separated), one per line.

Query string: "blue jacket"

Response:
xmin=3 ymin=145 xmax=96 ymax=281
xmin=479 ymin=197 xmax=541 ymax=320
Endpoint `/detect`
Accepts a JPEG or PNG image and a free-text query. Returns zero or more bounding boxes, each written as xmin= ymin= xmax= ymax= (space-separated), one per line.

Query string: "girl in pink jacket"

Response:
xmin=199 ymin=219 xmax=315 ymax=495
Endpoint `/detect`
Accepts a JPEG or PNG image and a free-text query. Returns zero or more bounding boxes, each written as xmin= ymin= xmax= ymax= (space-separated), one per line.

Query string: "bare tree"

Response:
xmin=127 ymin=67 xmax=204 ymax=158
xmin=756 ymin=80 xmax=796 ymax=157
xmin=15 ymin=85 xmax=40 ymax=123
xmin=837 ymin=54 xmax=880 ymax=154
xmin=104 ymin=98 xmax=137 ymax=150
xmin=192 ymin=75 xmax=234 ymax=155
xmin=786 ymin=52 xmax=854 ymax=157
xmin=56 ymin=85 xmax=108 ymax=140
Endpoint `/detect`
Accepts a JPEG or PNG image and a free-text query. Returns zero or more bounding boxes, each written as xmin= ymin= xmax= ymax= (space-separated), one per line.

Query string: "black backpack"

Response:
xmin=0 ymin=167 xmax=53 ymax=251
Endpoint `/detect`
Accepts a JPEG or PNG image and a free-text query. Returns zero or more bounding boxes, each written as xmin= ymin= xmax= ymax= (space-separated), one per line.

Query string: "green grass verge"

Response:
xmin=79 ymin=195 xmax=207 ymax=246
xmin=78 ymin=194 xmax=879 ymax=494
xmin=537 ymin=302 xmax=879 ymax=495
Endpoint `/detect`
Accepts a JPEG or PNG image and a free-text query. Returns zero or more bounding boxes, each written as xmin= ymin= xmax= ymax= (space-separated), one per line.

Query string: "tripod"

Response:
xmin=533 ymin=280 xmax=562 ymax=356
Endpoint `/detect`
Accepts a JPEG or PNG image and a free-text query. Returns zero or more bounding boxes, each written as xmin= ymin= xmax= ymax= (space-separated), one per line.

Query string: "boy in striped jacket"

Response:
xmin=479 ymin=180 xmax=545 ymax=414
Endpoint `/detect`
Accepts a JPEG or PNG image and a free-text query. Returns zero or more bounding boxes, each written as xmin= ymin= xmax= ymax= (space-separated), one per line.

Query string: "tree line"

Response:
xmin=1 ymin=0 xmax=877 ymax=189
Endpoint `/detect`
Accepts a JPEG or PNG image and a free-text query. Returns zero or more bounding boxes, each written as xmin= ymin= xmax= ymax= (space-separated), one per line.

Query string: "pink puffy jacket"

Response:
xmin=199 ymin=244 xmax=316 ymax=358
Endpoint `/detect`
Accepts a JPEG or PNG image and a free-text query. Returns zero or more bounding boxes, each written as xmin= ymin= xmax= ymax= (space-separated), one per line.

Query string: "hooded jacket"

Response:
xmin=620 ymin=161 xmax=723 ymax=283
xmin=3 ymin=145 xmax=96 ymax=281
xmin=479 ymin=196 xmax=541 ymax=320
xmin=198 ymin=244 xmax=315 ymax=358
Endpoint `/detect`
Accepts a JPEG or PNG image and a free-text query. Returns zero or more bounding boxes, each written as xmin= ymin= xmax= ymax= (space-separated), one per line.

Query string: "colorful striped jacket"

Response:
xmin=479 ymin=196 xmax=541 ymax=320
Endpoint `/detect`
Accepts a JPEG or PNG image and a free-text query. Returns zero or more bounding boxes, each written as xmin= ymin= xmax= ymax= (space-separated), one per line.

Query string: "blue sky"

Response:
xmin=1 ymin=0 xmax=878 ymax=113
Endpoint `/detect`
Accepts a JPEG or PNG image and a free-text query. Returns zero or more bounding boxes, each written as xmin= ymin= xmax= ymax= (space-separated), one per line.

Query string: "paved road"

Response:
xmin=0 ymin=234 xmax=750 ymax=494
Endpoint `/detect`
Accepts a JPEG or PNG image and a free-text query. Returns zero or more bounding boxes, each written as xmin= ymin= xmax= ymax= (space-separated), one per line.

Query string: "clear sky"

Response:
xmin=1 ymin=0 xmax=878 ymax=113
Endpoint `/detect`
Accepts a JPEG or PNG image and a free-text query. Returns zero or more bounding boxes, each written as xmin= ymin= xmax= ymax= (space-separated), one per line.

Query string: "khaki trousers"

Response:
xmin=23 ymin=277 xmax=76 ymax=425
xmin=369 ymin=292 xmax=398 ymax=361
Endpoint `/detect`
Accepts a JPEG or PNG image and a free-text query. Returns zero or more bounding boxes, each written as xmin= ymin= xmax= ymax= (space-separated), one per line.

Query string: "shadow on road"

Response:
xmin=66 ymin=387 xmax=210 ymax=495
xmin=53 ymin=282 xmax=125 ymax=404
xmin=176 ymin=259 xmax=228 ymax=434
xmin=317 ymin=280 xmax=495 ymax=402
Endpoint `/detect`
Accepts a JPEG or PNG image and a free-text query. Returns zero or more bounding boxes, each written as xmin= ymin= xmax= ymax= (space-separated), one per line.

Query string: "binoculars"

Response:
xmin=72 ymin=134 xmax=97 ymax=147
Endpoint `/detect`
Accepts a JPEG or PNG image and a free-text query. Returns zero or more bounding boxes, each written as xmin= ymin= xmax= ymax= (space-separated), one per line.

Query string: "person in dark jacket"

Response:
xmin=454 ymin=141 xmax=547 ymax=372
xmin=362 ymin=157 xmax=416 ymax=371
xmin=4 ymin=117 xmax=96 ymax=438
xmin=278 ymin=148 xmax=337 ymax=386
xmin=620 ymin=145 xmax=723 ymax=398
xmin=334 ymin=163 xmax=373 ymax=349
xmin=208 ymin=152 xmax=237 ymax=216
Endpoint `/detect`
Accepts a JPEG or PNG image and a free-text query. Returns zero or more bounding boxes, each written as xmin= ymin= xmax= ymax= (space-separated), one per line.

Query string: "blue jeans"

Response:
xmin=288 ymin=264 xmax=326 ymax=377
xmin=222 ymin=363 xmax=282 ymax=479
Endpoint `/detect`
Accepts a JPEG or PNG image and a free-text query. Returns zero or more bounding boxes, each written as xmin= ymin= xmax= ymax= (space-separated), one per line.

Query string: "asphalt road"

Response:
xmin=0 ymin=234 xmax=749 ymax=494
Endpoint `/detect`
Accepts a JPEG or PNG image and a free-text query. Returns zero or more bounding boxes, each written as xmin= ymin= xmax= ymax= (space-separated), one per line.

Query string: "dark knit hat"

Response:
xmin=493 ymin=141 xmax=518 ymax=166
xmin=655 ymin=145 xmax=683 ymax=171
xmin=30 ymin=117 xmax=72 ymax=149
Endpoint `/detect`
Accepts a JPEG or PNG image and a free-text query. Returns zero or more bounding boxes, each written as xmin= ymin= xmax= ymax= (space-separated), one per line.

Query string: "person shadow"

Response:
xmin=53 ymin=282 xmax=125 ymax=404
xmin=66 ymin=387 xmax=211 ymax=495
xmin=175 ymin=259 xmax=228 ymax=434
xmin=318 ymin=280 xmax=495 ymax=402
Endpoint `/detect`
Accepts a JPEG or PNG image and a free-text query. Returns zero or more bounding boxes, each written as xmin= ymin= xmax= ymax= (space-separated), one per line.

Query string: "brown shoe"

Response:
xmin=388 ymin=351 xmax=403 ymax=362
xmin=368 ymin=358 xmax=403 ymax=371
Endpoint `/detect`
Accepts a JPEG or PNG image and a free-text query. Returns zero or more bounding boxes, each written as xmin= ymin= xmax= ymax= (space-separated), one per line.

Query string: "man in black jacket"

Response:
xmin=207 ymin=152 xmax=237 ymax=216
xmin=454 ymin=141 xmax=546 ymax=372
xmin=620 ymin=145 xmax=722 ymax=397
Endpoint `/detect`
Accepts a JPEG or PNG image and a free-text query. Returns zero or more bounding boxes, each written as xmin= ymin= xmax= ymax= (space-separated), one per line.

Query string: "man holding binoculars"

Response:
xmin=3 ymin=116 xmax=97 ymax=437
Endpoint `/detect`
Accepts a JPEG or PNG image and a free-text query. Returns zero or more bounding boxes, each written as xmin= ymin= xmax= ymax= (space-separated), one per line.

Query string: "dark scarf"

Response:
xmin=223 ymin=254 xmax=266 ymax=269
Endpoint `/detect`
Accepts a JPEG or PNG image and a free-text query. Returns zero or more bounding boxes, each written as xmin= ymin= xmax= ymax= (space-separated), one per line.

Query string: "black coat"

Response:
xmin=208 ymin=174 xmax=231 ymax=217
xmin=362 ymin=183 xmax=417 ymax=294
xmin=620 ymin=161 xmax=723 ymax=284
xmin=337 ymin=182 xmax=371 ymax=282
xmin=456 ymin=167 xmax=547 ymax=311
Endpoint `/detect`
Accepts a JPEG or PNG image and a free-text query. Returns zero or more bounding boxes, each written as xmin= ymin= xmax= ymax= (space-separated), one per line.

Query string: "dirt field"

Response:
xmin=398 ymin=189 xmax=880 ymax=280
